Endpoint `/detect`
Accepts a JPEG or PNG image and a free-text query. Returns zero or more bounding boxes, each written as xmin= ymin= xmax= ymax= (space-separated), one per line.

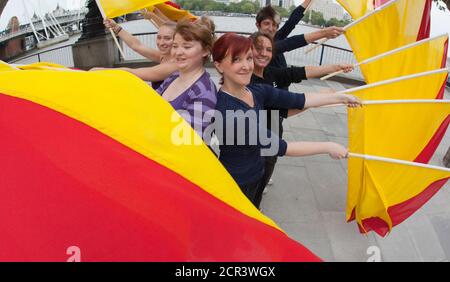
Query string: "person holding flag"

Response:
xmin=212 ymin=33 xmax=361 ymax=208
xmin=254 ymin=2 xmax=346 ymax=188
xmin=156 ymin=20 xmax=217 ymax=139
xmin=249 ymin=31 xmax=354 ymax=196
xmin=255 ymin=3 xmax=344 ymax=73
xmin=102 ymin=19 xmax=177 ymax=89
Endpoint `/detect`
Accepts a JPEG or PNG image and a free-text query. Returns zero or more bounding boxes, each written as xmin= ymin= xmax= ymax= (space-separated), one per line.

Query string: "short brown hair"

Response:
xmin=256 ymin=5 xmax=281 ymax=26
xmin=175 ymin=20 xmax=215 ymax=63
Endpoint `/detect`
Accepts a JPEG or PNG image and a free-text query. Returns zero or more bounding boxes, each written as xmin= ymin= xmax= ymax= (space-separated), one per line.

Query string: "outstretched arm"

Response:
xmin=304 ymin=92 xmax=360 ymax=108
xmin=304 ymin=26 xmax=344 ymax=43
xmin=141 ymin=7 xmax=175 ymax=28
xmin=285 ymin=141 xmax=348 ymax=159
xmin=118 ymin=62 xmax=177 ymax=82
xmin=104 ymin=19 xmax=161 ymax=62
xmin=305 ymin=64 xmax=354 ymax=78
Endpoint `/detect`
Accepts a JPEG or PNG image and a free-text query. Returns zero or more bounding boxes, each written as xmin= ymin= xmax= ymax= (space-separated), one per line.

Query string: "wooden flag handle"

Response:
xmin=321 ymin=63 xmax=358 ymax=80
xmin=109 ymin=28 xmax=126 ymax=59
xmin=305 ymin=38 xmax=328 ymax=54
xmin=320 ymin=69 xmax=344 ymax=80
xmin=303 ymin=0 xmax=315 ymax=14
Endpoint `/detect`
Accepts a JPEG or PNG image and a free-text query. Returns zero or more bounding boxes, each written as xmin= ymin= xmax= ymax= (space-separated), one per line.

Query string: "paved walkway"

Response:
xmin=208 ymin=68 xmax=450 ymax=262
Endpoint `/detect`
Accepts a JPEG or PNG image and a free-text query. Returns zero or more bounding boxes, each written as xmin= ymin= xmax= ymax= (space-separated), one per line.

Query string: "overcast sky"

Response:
xmin=1 ymin=0 xmax=449 ymax=39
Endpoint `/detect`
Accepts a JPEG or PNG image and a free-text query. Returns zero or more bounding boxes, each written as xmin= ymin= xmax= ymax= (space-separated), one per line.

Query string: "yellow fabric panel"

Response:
xmin=0 ymin=69 xmax=281 ymax=231
xmin=97 ymin=0 xmax=166 ymax=18
xmin=349 ymin=103 xmax=450 ymax=161
xmin=0 ymin=60 xmax=17 ymax=71
xmin=152 ymin=3 xmax=197 ymax=21
xmin=336 ymin=0 xmax=374 ymax=19
xmin=348 ymin=71 xmax=448 ymax=100
xmin=361 ymin=35 xmax=448 ymax=83
xmin=17 ymin=62 xmax=70 ymax=71
xmin=345 ymin=0 xmax=425 ymax=62
xmin=348 ymin=158 xmax=450 ymax=230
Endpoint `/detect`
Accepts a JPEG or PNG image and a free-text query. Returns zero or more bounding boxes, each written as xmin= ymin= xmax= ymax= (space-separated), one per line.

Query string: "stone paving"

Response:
xmin=208 ymin=68 xmax=450 ymax=262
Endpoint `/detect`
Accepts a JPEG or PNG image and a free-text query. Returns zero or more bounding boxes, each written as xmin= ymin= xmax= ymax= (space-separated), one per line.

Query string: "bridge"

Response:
xmin=0 ymin=10 xmax=86 ymax=44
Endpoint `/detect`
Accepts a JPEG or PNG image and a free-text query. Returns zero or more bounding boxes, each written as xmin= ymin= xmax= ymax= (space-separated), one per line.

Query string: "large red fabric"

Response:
xmin=0 ymin=94 xmax=320 ymax=262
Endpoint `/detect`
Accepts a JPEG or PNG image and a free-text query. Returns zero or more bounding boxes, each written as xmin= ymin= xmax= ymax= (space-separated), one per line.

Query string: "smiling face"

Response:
xmin=256 ymin=19 xmax=278 ymax=39
xmin=156 ymin=25 xmax=175 ymax=55
xmin=171 ymin=33 xmax=209 ymax=72
xmin=215 ymin=48 xmax=254 ymax=87
xmin=252 ymin=35 xmax=273 ymax=69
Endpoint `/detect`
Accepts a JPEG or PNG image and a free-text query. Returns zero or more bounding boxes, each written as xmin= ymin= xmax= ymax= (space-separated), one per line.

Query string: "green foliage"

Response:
xmin=304 ymin=10 xmax=350 ymax=27
xmin=177 ymin=0 xmax=260 ymax=14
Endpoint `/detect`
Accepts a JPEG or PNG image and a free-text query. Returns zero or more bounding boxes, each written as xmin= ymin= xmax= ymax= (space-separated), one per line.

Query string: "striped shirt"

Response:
xmin=156 ymin=71 xmax=217 ymax=137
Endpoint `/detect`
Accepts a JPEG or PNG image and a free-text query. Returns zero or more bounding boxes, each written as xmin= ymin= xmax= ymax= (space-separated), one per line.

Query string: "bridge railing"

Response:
xmin=9 ymin=31 xmax=363 ymax=81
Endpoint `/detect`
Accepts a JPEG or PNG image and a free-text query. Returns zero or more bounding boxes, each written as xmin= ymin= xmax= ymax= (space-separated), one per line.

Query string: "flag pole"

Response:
xmin=337 ymin=67 xmax=450 ymax=94
xmin=348 ymin=153 xmax=450 ymax=173
xmin=305 ymin=0 xmax=398 ymax=54
xmin=362 ymin=99 xmax=450 ymax=105
xmin=303 ymin=0 xmax=315 ymax=14
xmin=319 ymin=99 xmax=450 ymax=108
xmin=320 ymin=33 xmax=449 ymax=80
xmin=94 ymin=0 xmax=126 ymax=59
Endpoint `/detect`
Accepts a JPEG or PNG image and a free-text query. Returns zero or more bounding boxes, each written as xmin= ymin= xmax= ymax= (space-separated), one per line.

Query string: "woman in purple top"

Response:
xmin=156 ymin=20 xmax=217 ymax=139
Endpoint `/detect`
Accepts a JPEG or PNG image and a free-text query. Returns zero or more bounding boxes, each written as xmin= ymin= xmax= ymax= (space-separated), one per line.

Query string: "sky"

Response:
xmin=1 ymin=0 xmax=450 ymax=40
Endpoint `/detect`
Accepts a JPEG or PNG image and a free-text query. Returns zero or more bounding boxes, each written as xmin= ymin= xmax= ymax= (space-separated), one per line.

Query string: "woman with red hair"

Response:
xmin=212 ymin=33 xmax=361 ymax=208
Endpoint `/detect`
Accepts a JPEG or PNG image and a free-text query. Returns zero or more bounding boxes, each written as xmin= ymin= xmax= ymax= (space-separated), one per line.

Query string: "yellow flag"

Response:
xmin=349 ymin=102 xmax=450 ymax=164
xmin=345 ymin=69 xmax=449 ymax=100
xmin=347 ymin=155 xmax=450 ymax=236
xmin=345 ymin=0 xmax=431 ymax=62
xmin=17 ymin=62 xmax=74 ymax=71
xmin=336 ymin=0 xmax=375 ymax=19
xmin=0 ymin=60 xmax=18 ymax=71
xmin=147 ymin=2 xmax=197 ymax=22
xmin=96 ymin=0 xmax=166 ymax=18
xmin=360 ymin=35 xmax=449 ymax=84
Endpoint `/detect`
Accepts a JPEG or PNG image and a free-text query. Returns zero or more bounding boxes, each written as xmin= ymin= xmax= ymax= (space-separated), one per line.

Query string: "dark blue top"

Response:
xmin=270 ymin=5 xmax=307 ymax=70
xmin=215 ymin=84 xmax=305 ymax=185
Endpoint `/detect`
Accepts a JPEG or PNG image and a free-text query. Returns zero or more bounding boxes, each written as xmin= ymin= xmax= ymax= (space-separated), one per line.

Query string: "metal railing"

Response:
xmin=8 ymin=31 xmax=363 ymax=80
xmin=9 ymin=44 xmax=74 ymax=67
xmin=118 ymin=31 xmax=363 ymax=80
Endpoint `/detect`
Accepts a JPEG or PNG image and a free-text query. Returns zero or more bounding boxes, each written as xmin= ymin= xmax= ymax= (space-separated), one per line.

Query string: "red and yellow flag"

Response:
xmin=347 ymin=154 xmax=450 ymax=236
xmin=96 ymin=0 xmax=166 ymax=18
xmin=344 ymin=0 xmax=432 ymax=62
xmin=0 ymin=68 xmax=319 ymax=261
xmin=345 ymin=68 xmax=449 ymax=101
xmin=349 ymin=101 xmax=450 ymax=168
xmin=359 ymin=34 xmax=449 ymax=84
xmin=147 ymin=1 xmax=197 ymax=22
xmin=348 ymin=102 xmax=450 ymax=234
xmin=336 ymin=0 xmax=389 ymax=19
